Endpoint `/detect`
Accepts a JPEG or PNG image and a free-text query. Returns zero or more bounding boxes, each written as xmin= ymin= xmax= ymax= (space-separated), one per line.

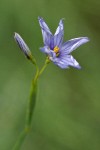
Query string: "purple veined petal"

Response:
xmin=64 ymin=55 xmax=81 ymax=69
xmin=50 ymin=36 xmax=54 ymax=50
xmin=51 ymin=57 xmax=69 ymax=69
xmin=40 ymin=46 xmax=56 ymax=58
xmin=40 ymin=46 xmax=50 ymax=54
xmin=54 ymin=19 xmax=64 ymax=47
xmin=54 ymin=19 xmax=64 ymax=35
xmin=38 ymin=17 xmax=52 ymax=34
xmin=38 ymin=17 xmax=53 ymax=46
xmin=52 ymin=54 xmax=81 ymax=69
xmin=61 ymin=37 xmax=89 ymax=55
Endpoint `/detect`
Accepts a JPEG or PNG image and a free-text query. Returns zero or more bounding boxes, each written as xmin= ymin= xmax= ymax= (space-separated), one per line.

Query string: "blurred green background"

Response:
xmin=0 ymin=0 xmax=100 ymax=150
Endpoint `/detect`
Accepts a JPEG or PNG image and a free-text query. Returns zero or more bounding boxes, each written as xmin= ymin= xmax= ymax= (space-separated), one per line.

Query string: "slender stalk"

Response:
xmin=25 ymin=69 xmax=39 ymax=131
xmin=12 ymin=57 xmax=50 ymax=150
xmin=38 ymin=57 xmax=50 ymax=77
xmin=12 ymin=66 xmax=39 ymax=150
xmin=25 ymin=57 xmax=50 ymax=131
xmin=12 ymin=130 xmax=27 ymax=150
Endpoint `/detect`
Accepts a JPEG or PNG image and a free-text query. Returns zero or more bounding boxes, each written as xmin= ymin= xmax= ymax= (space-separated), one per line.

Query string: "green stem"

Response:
xmin=25 ymin=71 xmax=39 ymax=130
xmin=25 ymin=57 xmax=50 ymax=129
xmin=12 ymin=130 xmax=27 ymax=150
xmin=38 ymin=57 xmax=50 ymax=77
xmin=12 ymin=57 xmax=50 ymax=150
xmin=12 ymin=66 xmax=39 ymax=150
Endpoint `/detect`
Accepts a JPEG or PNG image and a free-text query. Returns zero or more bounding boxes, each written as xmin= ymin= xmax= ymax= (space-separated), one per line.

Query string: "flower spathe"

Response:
xmin=38 ymin=17 xmax=89 ymax=69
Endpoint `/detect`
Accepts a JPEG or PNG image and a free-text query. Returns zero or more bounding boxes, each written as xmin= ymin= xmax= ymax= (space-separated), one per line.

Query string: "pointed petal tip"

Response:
xmin=38 ymin=17 xmax=46 ymax=24
xmin=38 ymin=16 xmax=42 ymax=21
xmin=59 ymin=19 xmax=64 ymax=27
xmin=60 ymin=18 xmax=65 ymax=23
xmin=14 ymin=32 xmax=21 ymax=39
xmin=72 ymin=59 xmax=82 ymax=70
xmin=75 ymin=65 xmax=82 ymax=69
xmin=14 ymin=32 xmax=17 ymax=38
xmin=80 ymin=37 xmax=90 ymax=43
xmin=83 ymin=37 xmax=90 ymax=42
xmin=14 ymin=32 xmax=19 ymax=40
xmin=73 ymin=58 xmax=82 ymax=69
xmin=73 ymin=37 xmax=90 ymax=43
xmin=38 ymin=17 xmax=44 ymax=25
xmin=14 ymin=32 xmax=16 ymax=35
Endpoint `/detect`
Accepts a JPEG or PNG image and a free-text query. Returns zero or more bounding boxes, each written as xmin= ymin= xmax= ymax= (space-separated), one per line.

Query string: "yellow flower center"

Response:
xmin=53 ymin=46 xmax=59 ymax=56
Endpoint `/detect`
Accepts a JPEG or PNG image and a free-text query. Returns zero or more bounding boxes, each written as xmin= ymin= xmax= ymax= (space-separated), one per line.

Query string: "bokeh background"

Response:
xmin=0 ymin=0 xmax=100 ymax=150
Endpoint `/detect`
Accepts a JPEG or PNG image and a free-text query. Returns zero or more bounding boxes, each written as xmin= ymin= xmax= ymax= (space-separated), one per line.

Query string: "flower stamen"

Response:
xmin=53 ymin=46 xmax=59 ymax=56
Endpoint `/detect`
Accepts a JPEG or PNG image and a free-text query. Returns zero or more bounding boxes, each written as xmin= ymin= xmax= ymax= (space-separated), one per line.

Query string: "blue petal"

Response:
xmin=61 ymin=37 xmax=89 ymax=55
xmin=40 ymin=46 xmax=56 ymax=58
xmin=54 ymin=19 xmax=64 ymax=35
xmin=51 ymin=55 xmax=81 ymax=69
xmin=54 ymin=19 xmax=64 ymax=47
xmin=38 ymin=17 xmax=52 ymax=46
xmin=40 ymin=46 xmax=50 ymax=54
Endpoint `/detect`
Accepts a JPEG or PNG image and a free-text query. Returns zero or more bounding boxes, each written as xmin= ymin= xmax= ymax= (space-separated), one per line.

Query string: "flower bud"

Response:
xmin=14 ymin=32 xmax=32 ymax=59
